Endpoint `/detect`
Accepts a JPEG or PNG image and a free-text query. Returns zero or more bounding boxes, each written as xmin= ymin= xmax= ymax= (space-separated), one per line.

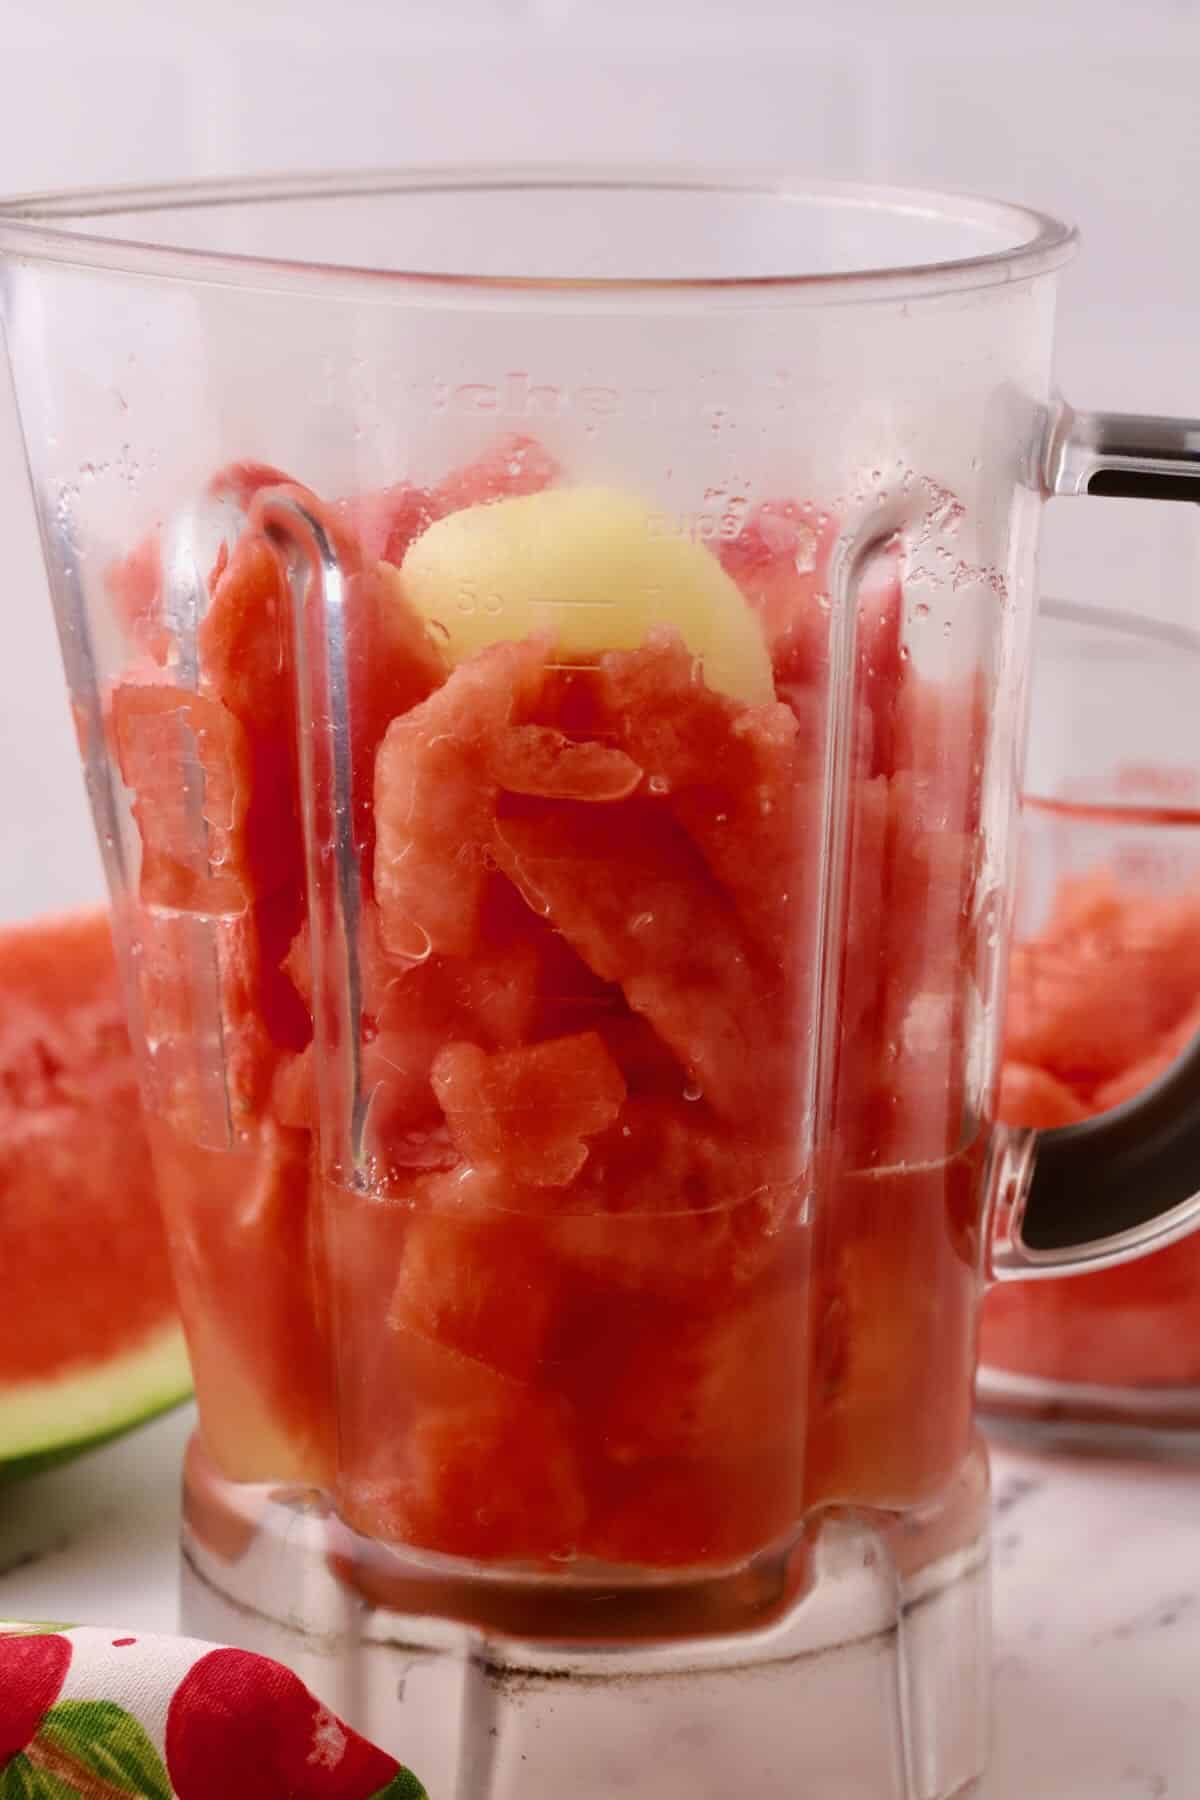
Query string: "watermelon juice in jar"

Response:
xmin=980 ymin=601 xmax=1200 ymax=1446
xmin=9 ymin=173 xmax=1200 ymax=1800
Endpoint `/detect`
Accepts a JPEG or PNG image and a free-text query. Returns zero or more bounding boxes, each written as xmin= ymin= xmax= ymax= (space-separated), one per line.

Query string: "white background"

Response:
xmin=1 ymin=0 xmax=1198 ymax=919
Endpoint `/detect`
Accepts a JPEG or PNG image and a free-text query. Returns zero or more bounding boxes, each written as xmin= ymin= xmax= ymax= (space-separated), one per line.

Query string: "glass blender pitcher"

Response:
xmin=3 ymin=171 xmax=1200 ymax=1800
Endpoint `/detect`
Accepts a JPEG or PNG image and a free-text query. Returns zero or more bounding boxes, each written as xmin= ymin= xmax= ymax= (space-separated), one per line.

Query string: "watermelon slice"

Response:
xmin=0 ymin=909 xmax=190 ymax=1478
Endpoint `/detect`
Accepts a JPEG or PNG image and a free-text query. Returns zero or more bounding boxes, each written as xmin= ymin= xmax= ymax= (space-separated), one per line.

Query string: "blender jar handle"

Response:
xmin=993 ymin=405 xmax=1200 ymax=1278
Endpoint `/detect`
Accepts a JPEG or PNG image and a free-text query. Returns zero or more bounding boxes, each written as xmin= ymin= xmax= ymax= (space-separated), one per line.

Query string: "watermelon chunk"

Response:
xmin=199 ymin=532 xmax=292 ymax=743
xmin=151 ymin=1116 xmax=333 ymax=1486
xmin=373 ymin=638 xmax=548 ymax=959
xmin=356 ymin=893 xmax=602 ymax=1170
xmin=337 ymin=481 xmax=437 ymax=567
xmin=341 ymin=561 xmax=447 ymax=867
xmin=543 ymin=1100 xmax=803 ymax=1297
xmin=806 ymin=1149 xmax=980 ymax=1510
xmin=486 ymin=724 xmax=642 ymax=802
xmin=337 ymin=1329 xmax=585 ymax=1560
xmin=431 ymin=1031 xmax=626 ymax=1187
xmin=720 ymin=499 xmax=905 ymax=777
xmin=492 ymin=797 xmax=770 ymax=1121
xmin=388 ymin=1210 xmax=562 ymax=1380
xmin=111 ymin=682 xmax=252 ymax=916
xmin=1093 ymin=993 xmax=1200 ymax=1110
xmin=107 ymin=529 xmax=167 ymax=661
xmin=997 ymin=1062 xmax=1088 ymax=1128
xmin=591 ymin=1276 xmax=808 ymax=1467
xmin=597 ymin=632 xmax=804 ymax=957
xmin=1004 ymin=873 xmax=1200 ymax=1089
xmin=333 ymin=433 xmax=558 ymax=575
xmin=984 ymin=863 xmax=1200 ymax=1389
xmin=208 ymin=460 xmax=294 ymax=512
xmin=431 ymin=433 xmax=561 ymax=514
xmin=718 ymin=500 xmax=835 ymax=676
xmin=581 ymin=1451 xmax=803 ymax=1569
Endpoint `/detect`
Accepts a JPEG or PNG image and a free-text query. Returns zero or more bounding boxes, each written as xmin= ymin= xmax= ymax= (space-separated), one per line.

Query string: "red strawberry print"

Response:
xmin=166 ymin=1647 xmax=424 ymax=1798
xmin=0 ymin=1633 xmax=72 ymax=1762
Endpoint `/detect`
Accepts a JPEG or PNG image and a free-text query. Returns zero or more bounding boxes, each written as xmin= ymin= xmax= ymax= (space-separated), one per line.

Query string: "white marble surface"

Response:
xmin=2 ymin=1408 xmax=1198 ymax=1798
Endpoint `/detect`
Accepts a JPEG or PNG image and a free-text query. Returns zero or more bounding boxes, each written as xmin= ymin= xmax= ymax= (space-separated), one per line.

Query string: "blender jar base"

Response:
xmin=180 ymin=1432 xmax=991 ymax=1800
xmin=978 ymin=1367 xmax=1200 ymax=1457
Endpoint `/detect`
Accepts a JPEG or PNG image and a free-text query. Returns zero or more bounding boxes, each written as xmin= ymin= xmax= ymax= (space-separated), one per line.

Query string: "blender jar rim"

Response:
xmin=0 ymin=165 xmax=1077 ymax=304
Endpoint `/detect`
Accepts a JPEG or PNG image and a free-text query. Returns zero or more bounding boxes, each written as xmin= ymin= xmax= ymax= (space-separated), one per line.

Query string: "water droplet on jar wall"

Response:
xmin=683 ymin=1080 xmax=703 ymax=1102
xmin=647 ymin=774 xmax=670 ymax=796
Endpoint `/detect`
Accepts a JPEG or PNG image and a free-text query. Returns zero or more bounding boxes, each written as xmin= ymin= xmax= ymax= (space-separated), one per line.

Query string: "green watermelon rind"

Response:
xmin=0 ymin=1321 xmax=192 ymax=1482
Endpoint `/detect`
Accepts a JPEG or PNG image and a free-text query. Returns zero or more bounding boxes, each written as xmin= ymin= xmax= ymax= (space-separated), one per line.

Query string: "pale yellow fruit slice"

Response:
xmin=397 ymin=487 xmax=773 ymax=706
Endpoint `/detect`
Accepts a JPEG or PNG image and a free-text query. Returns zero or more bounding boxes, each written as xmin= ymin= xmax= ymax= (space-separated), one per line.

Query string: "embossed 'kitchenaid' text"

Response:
xmin=410 ymin=369 xmax=800 ymax=424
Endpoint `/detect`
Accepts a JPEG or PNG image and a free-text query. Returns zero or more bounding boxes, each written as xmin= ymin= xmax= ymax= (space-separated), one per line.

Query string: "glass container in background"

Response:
xmin=981 ymin=600 xmax=1200 ymax=1448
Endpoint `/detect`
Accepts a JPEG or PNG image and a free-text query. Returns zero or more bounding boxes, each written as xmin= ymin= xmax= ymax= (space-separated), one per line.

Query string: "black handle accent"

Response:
xmin=1022 ymin=1034 xmax=1200 ymax=1253
xmin=1089 ymin=469 xmax=1200 ymax=504
xmin=1016 ymin=404 xmax=1200 ymax=1271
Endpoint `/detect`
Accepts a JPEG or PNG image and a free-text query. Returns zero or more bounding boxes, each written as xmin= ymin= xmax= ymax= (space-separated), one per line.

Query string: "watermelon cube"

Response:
xmin=581 ymin=1451 xmax=804 ymax=1569
xmin=374 ymin=638 xmax=548 ymax=959
xmin=432 ymin=433 xmax=561 ymax=514
xmin=591 ymin=1275 xmax=808 ymax=1467
xmin=112 ymin=682 xmax=252 ymax=917
xmin=337 ymin=1328 xmax=585 ymax=1560
xmin=491 ymin=797 xmax=770 ymax=1122
xmin=545 ymin=1100 xmax=804 ymax=1298
xmin=431 ymin=1030 xmax=626 ymax=1188
xmin=806 ymin=1151 xmax=979 ymax=1511
xmin=720 ymin=499 xmax=906 ymax=778
xmin=336 ymin=481 xmax=437 ymax=567
xmin=597 ymin=633 xmax=804 ymax=957
xmin=106 ymin=529 xmax=168 ymax=661
xmin=151 ymin=1117 xmax=334 ymax=1486
xmin=997 ymin=1060 xmax=1089 ymax=1128
xmin=486 ymin=723 xmax=642 ymax=802
xmin=388 ymin=1210 xmax=562 ymax=1380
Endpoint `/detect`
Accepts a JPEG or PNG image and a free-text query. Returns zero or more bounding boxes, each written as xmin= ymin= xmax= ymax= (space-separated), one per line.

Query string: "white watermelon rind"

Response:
xmin=0 ymin=1320 xmax=192 ymax=1479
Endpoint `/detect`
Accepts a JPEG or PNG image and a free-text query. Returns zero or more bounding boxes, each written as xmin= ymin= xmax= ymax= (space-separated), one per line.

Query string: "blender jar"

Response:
xmin=981 ymin=599 xmax=1200 ymax=1448
xmin=4 ymin=172 xmax=1200 ymax=1800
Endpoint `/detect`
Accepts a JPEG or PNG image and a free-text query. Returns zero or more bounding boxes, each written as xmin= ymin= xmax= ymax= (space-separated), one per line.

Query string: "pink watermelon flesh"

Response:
xmin=431 ymin=1030 xmax=626 ymax=1188
xmin=373 ymin=639 xmax=549 ymax=959
xmin=491 ymin=795 xmax=773 ymax=1122
xmin=110 ymin=443 xmax=1000 ymax=1571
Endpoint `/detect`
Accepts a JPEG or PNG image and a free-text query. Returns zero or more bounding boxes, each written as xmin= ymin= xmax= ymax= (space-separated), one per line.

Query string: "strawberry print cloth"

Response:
xmin=0 ymin=1624 xmax=427 ymax=1798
